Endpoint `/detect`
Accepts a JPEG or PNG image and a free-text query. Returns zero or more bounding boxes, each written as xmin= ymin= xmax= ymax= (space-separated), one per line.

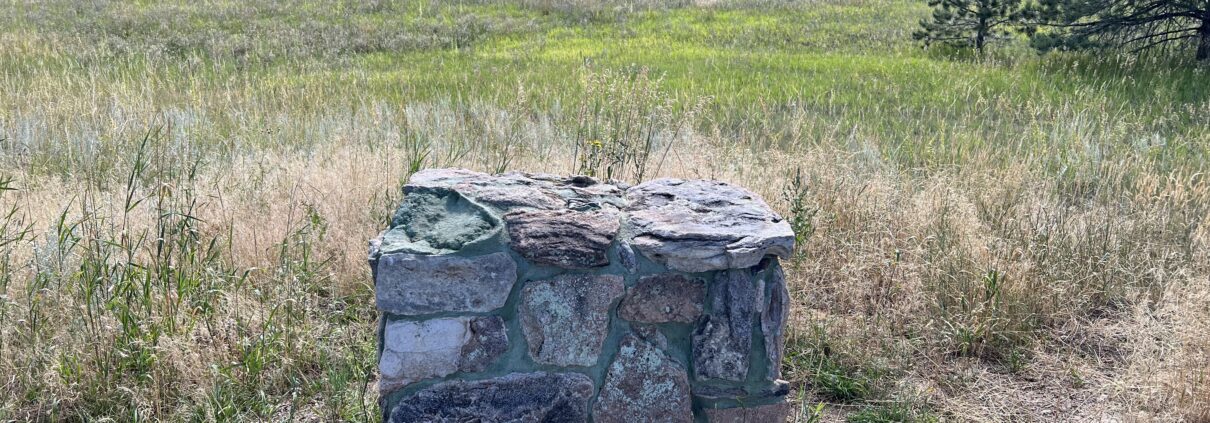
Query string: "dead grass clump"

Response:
xmin=773 ymin=151 xmax=1210 ymax=421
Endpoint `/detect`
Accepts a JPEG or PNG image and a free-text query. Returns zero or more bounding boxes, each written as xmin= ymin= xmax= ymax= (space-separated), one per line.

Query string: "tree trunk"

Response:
xmin=1199 ymin=21 xmax=1210 ymax=61
xmin=976 ymin=19 xmax=987 ymax=54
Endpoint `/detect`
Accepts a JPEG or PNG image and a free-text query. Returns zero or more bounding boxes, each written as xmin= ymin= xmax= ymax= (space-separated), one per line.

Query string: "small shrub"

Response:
xmin=568 ymin=65 xmax=709 ymax=182
xmin=782 ymin=167 xmax=818 ymax=251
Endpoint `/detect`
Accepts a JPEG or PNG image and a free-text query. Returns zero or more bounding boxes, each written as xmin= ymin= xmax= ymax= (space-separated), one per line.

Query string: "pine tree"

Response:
xmin=1030 ymin=0 xmax=1210 ymax=62
xmin=913 ymin=0 xmax=1030 ymax=54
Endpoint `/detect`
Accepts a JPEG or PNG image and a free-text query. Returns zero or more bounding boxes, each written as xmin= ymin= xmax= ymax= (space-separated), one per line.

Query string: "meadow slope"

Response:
xmin=1 ymin=0 xmax=1208 ymax=421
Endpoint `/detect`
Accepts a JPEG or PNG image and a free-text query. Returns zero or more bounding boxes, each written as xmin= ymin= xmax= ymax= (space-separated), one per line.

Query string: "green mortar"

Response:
xmin=381 ymin=187 xmax=501 ymax=256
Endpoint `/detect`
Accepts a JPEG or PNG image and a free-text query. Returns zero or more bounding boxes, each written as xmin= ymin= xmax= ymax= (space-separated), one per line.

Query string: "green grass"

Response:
xmin=847 ymin=403 xmax=938 ymax=423
xmin=2 ymin=0 xmax=1209 ymax=421
xmin=3 ymin=0 xmax=1207 ymax=176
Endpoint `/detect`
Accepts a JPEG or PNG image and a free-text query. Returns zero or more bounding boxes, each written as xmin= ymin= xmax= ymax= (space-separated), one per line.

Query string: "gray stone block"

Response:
xmin=618 ymin=273 xmax=706 ymax=324
xmin=388 ymin=372 xmax=594 ymax=423
xmin=692 ymin=379 xmax=791 ymax=402
xmin=374 ymin=252 xmax=516 ymax=316
xmin=519 ymin=274 xmax=624 ymax=367
xmin=378 ymin=316 xmax=508 ymax=394
xmin=761 ymin=262 xmax=790 ymax=380
xmin=379 ymin=318 xmax=466 ymax=394
xmin=704 ymin=401 xmax=792 ymax=423
xmin=693 ymin=268 xmax=762 ymax=381
xmin=593 ymin=334 xmax=693 ymax=423
xmin=458 ymin=316 xmax=509 ymax=373
xmin=618 ymin=241 xmax=638 ymax=273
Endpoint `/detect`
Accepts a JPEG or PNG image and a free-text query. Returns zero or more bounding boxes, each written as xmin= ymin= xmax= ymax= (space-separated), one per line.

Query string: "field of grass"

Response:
xmin=1 ymin=0 xmax=1208 ymax=421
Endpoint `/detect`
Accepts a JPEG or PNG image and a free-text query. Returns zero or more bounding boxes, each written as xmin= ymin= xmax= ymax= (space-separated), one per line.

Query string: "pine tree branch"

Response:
xmin=1123 ymin=26 xmax=1199 ymax=45
xmin=1130 ymin=33 xmax=1198 ymax=52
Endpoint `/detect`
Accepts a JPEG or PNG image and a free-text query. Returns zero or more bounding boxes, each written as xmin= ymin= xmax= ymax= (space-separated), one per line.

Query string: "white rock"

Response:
xmin=379 ymin=318 xmax=470 ymax=393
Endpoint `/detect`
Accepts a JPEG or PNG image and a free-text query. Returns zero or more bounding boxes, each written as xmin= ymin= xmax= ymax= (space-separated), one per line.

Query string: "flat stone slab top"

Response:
xmin=372 ymin=169 xmax=797 ymax=422
xmin=402 ymin=169 xmax=626 ymax=214
xmin=626 ymin=178 xmax=794 ymax=272
xmin=379 ymin=169 xmax=793 ymax=272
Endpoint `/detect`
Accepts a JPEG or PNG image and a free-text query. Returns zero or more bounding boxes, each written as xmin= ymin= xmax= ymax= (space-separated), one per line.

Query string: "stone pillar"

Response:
xmin=370 ymin=169 xmax=795 ymax=422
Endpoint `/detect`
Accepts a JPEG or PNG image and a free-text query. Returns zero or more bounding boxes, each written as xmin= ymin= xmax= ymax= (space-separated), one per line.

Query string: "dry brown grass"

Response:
xmin=774 ymin=151 xmax=1210 ymax=421
xmin=2 ymin=0 xmax=1209 ymax=420
xmin=4 ymin=135 xmax=1207 ymax=421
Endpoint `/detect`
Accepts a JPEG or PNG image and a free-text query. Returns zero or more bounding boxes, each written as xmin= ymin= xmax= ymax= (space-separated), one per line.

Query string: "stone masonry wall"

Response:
xmin=369 ymin=169 xmax=796 ymax=422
